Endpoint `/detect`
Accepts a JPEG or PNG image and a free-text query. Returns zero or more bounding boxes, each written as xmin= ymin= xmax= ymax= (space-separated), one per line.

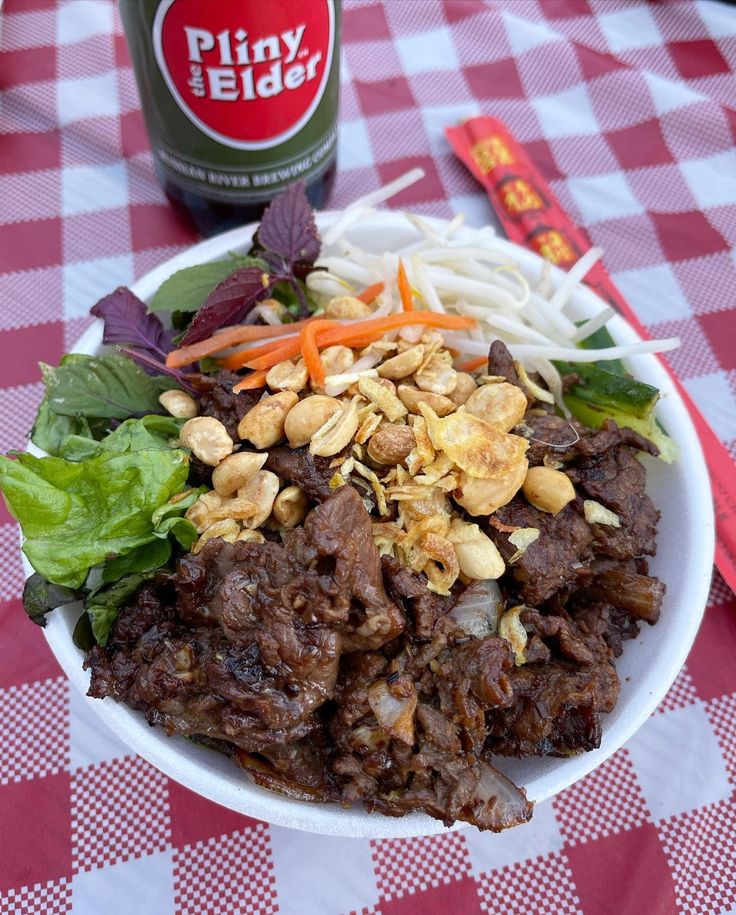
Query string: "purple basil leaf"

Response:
xmin=91 ymin=287 xmax=175 ymax=361
xmin=181 ymin=266 xmax=280 ymax=345
xmin=117 ymin=347 xmax=197 ymax=393
xmin=257 ymin=180 xmax=320 ymax=268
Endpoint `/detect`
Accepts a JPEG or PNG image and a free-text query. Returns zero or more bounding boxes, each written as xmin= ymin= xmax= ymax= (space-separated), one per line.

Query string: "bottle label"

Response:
xmin=152 ymin=0 xmax=335 ymax=151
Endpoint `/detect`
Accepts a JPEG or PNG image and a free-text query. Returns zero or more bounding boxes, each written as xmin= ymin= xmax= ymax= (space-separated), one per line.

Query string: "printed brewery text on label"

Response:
xmin=153 ymin=0 xmax=335 ymax=150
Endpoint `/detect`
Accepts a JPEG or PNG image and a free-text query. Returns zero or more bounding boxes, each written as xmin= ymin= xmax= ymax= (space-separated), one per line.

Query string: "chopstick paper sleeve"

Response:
xmin=446 ymin=115 xmax=736 ymax=594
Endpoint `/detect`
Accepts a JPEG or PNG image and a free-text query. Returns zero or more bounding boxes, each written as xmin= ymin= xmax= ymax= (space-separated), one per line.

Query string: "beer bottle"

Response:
xmin=119 ymin=0 xmax=340 ymax=236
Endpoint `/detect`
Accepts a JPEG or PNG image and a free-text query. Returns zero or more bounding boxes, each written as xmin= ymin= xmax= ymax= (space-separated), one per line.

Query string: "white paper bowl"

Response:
xmin=32 ymin=212 xmax=714 ymax=837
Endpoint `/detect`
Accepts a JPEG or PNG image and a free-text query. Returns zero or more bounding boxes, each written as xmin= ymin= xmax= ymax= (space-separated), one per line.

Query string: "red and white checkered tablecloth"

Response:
xmin=1 ymin=1 xmax=735 ymax=913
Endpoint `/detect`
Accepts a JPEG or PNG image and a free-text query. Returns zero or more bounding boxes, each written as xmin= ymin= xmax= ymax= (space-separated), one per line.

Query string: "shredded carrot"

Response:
xmin=232 ymin=370 xmax=268 ymax=393
xmin=316 ymin=311 xmax=476 ymax=348
xmin=397 ymin=259 xmax=413 ymax=312
xmin=220 ymin=334 xmax=300 ymax=370
xmin=245 ymin=338 xmax=303 ymax=371
xmin=166 ymin=317 xmax=316 ymax=369
xmin=241 ymin=311 xmax=476 ymax=373
xmin=300 ymin=319 xmax=338 ymax=387
xmin=356 ymin=281 xmax=384 ymax=304
xmin=457 ymin=355 xmax=488 ymax=372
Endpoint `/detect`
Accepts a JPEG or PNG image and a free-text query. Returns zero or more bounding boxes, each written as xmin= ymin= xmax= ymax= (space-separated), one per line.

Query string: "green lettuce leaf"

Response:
xmin=41 ymin=353 xmax=172 ymax=420
xmin=31 ymin=398 xmax=95 ymax=457
xmin=0 ymin=447 xmax=189 ymax=588
xmin=35 ymin=409 xmax=183 ymax=463
xmin=101 ymin=538 xmax=172 ymax=584
xmin=149 ymin=255 xmax=266 ymax=313
xmin=150 ymin=485 xmax=205 ymax=551
xmin=86 ymin=572 xmax=154 ymax=645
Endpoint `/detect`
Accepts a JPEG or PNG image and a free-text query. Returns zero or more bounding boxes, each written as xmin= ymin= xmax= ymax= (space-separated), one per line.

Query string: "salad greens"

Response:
xmin=0 ymin=446 xmax=188 ymax=588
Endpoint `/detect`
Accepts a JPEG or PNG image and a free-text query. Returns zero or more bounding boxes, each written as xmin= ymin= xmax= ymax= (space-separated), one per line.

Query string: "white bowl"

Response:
xmin=32 ymin=212 xmax=714 ymax=837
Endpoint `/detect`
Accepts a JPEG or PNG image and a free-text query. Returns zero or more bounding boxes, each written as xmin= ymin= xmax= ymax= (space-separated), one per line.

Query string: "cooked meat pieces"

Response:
xmin=572 ymin=441 xmax=659 ymax=559
xmin=190 ymin=371 xmax=263 ymax=440
xmin=522 ymin=413 xmax=585 ymax=466
xmin=85 ymin=341 xmax=667 ymax=831
xmin=493 ymin=418 xmax=662 ymax=604
xmin=264 ymin=446 xmax=338 ymax=502
xmin=491 ymin=499 xmax=594 ymax=605
xmin=87 ymin=487 xmax=403 ymax=753
xmin=487 ymin=339 xmax=523 ymax=389
xmin=381 ymin=555 xmax=455 ymax=640
xmin=486 ymin=660 xmax=619 ymax=757
xmin=296 ymin=485 xmax=404 ymax=649
xmin=327 ymin=634 xmax=532 ymax=831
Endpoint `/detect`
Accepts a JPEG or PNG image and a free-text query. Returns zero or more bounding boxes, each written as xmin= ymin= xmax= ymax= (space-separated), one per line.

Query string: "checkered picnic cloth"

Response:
xmin=1 ymin=0 xmax=735 ymax=913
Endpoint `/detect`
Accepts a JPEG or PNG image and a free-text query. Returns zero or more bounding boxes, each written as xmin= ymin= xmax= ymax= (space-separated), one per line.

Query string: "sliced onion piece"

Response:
xmin=474 ymin=761 xmax=534 ymax=831
xmin=450 ymin=579 xmax=502 ymax=639
xmin=368 ymin=680 xmax=417 ymax=744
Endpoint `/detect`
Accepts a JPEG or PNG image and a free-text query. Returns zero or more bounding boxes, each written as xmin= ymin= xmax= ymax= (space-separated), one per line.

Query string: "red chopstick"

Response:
xmin=446 ymin=115 xmax=736 ymax=594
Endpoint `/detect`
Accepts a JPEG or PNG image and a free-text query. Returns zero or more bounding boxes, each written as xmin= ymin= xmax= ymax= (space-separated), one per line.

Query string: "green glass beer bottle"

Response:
xmin=119 ymin=0 xmax=340 ymax=236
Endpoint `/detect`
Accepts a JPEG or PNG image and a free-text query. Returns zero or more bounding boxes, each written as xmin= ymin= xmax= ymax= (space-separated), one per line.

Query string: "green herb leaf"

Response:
xmin=149 ymin=255 xmax=267 ymax=313
xmin=31 ymin=398 xmax=95 ymax=457
xmin=22 ymin=572 xmax=83 ymax=626
xmin=0 ymin=447 xmax=189 ymax=588
xmin=42 ymin=354 xmax=172 ymax=420
xmin=86 ymin=572 xmax=153 ymax=645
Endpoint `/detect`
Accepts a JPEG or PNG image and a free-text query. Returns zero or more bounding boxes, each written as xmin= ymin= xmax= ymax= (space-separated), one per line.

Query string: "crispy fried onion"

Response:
xmin=418 ymin=403 xmax=528 ymax=479
xmin=498 ymin=605 xmax=528 ymax=665
xmin=507 ymin=527 xmax=540 ymax=564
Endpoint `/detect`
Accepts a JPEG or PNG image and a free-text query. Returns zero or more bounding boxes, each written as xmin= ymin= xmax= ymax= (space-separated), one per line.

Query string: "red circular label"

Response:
xmin=153 ymin=0 xmax=334 ymax=150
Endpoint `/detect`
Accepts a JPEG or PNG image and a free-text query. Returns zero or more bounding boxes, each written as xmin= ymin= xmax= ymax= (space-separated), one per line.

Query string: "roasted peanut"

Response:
xmin=414 ymin=354 xmax=458 ymax=396
xmin=522 ymin=466 xmax=575 ymax=515
xmin=367 ymin=424 xmax=416 ymax=466
xmin=180 ymin=416 xmax=234 ymax=466
xmin=377 ymin=345 xmax=424 ymax=380
xmin=448 ymin=518 xmax=505 ymax=580
xmin=272 ymin=485 xmax=309 ymax=528
xmin=193 ymin=519 xmax=240 ymax=553
xmin=284 ymin=394 xmax=342 ymax=448
xmin=159 ymin=389 xmax=198 ymax=419
xmin=448 ymin=372 xmax=477 ymax=406
xmin=185 ymin=490 xmax=225 ymax=532
xmin=211 ymin=451 xmax=268 ymax=496
xmin=237 ymin=391 xmax=298 ymax=448
xmin=454 ymin=458 xmax=528 ymax=516
xmin=397 ymin=385 xmax=456 ymax=417
xmin=324 ymin=295 xmax=374 ymax=319
xmin=310 ymin=399 xmax=360 ymax=457
xmin=320 ymin=345 xmax=354 ymax=377
xmin=238 ymin=470 xmax=280 ymax=529
xmin=266 ymin=359 xmax=308 ymax=393
xmin=465 ymin=382 xmax=528 ymax=433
